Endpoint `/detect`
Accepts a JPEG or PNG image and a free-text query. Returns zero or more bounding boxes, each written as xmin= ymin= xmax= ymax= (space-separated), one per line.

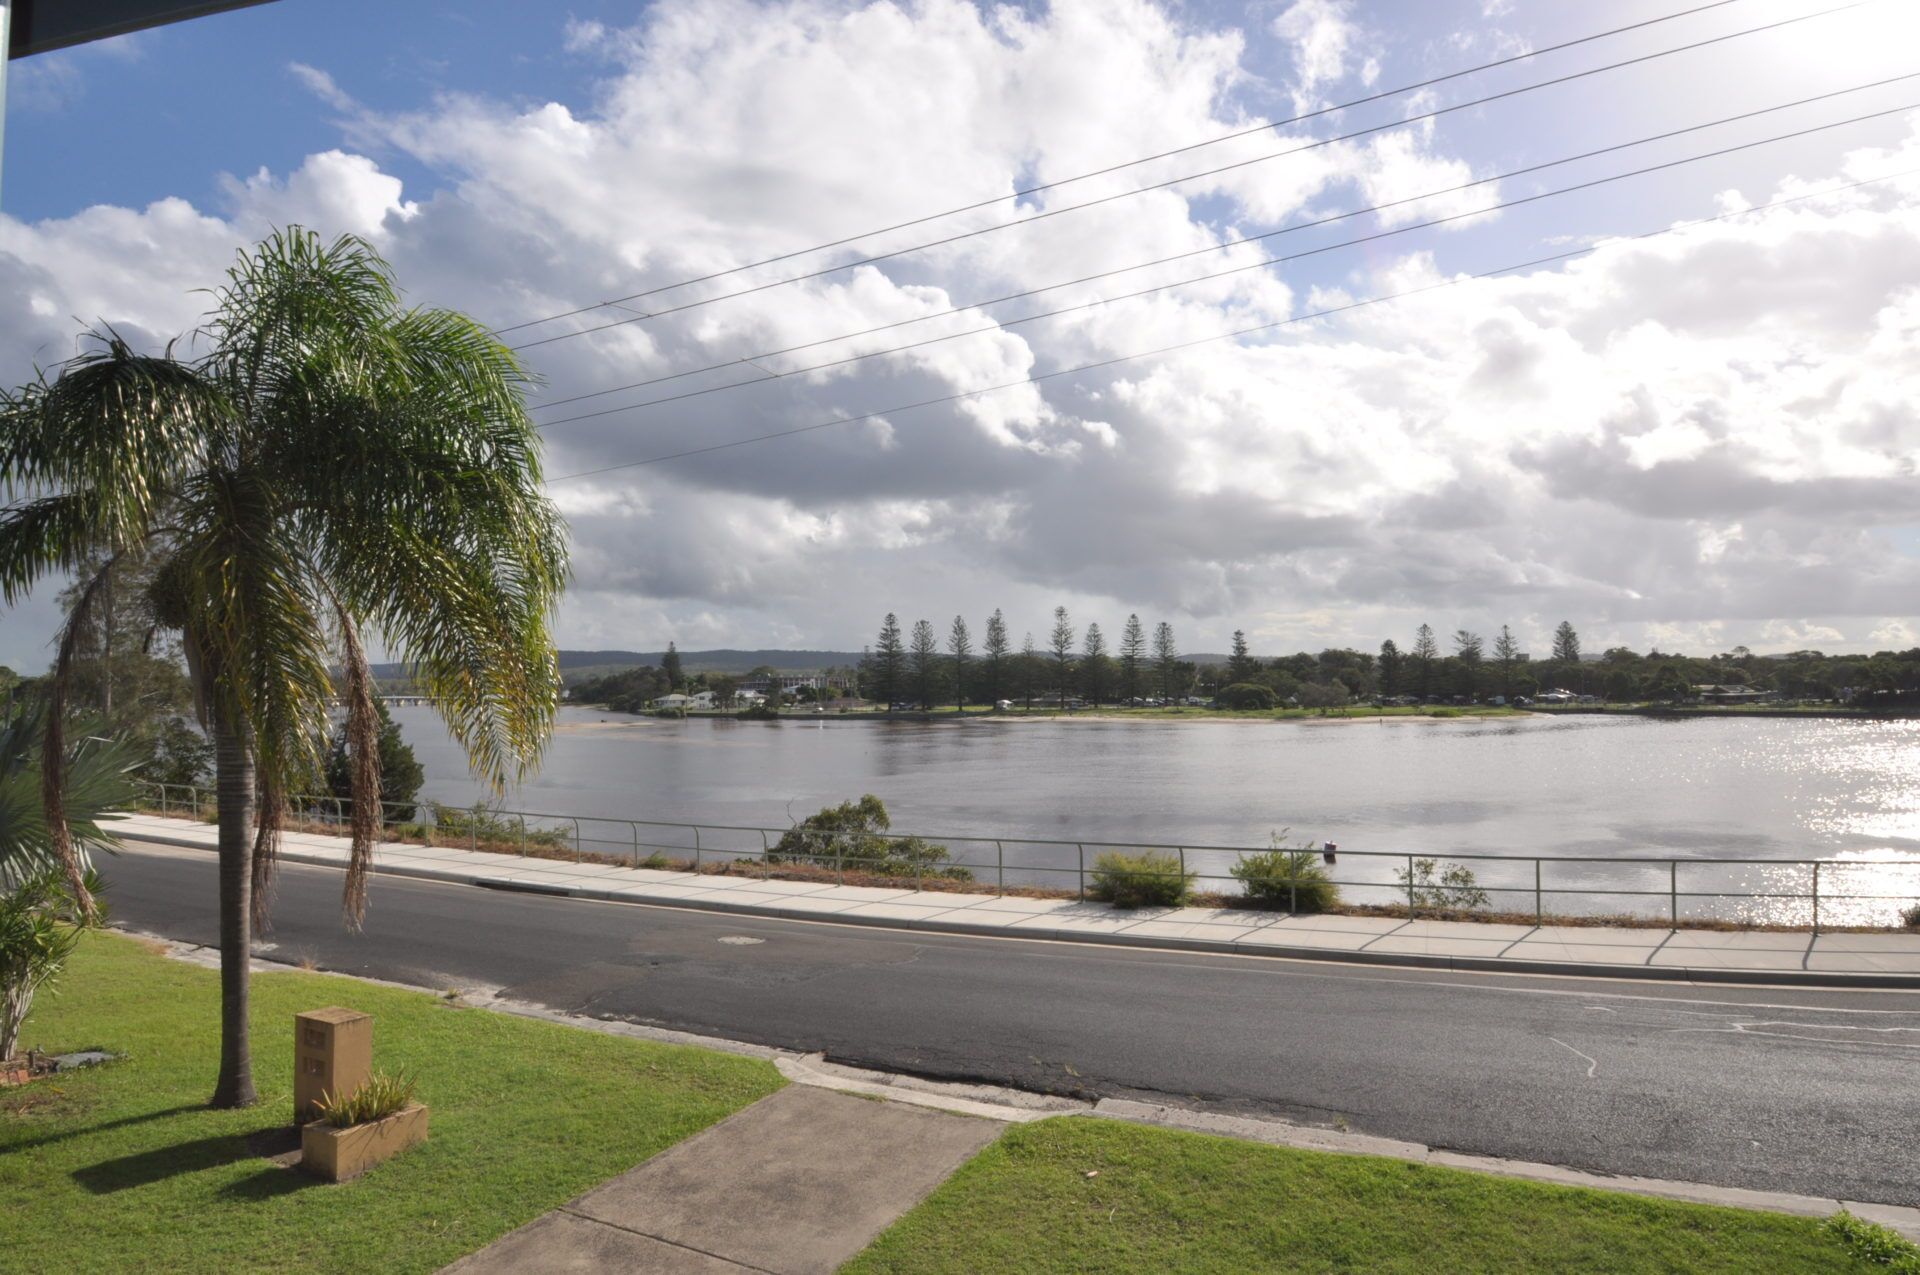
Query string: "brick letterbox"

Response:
xmin=294 ymin=1007 xmax=372 ymax=1122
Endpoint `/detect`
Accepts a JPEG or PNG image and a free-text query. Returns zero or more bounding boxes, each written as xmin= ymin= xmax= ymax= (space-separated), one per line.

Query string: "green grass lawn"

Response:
xmin=844 ymin=1118 xmax=1902 ymax=1274
xmin=1 ymin=932 xmax=783 ymax=1274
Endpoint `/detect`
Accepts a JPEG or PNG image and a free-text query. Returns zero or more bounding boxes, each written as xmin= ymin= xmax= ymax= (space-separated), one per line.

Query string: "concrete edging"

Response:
xmin=118 ymin=827 xmax=1920 ymax=991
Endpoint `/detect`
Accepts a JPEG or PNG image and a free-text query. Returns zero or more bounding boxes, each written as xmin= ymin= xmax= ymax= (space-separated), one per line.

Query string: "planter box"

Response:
xmin=300 ymin=1104 xmax=428 ymax=1181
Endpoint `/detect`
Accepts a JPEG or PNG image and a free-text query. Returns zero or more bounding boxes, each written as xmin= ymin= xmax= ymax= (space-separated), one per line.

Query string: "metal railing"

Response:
xmin=133 ymin=781 xmax=1920 ymax=930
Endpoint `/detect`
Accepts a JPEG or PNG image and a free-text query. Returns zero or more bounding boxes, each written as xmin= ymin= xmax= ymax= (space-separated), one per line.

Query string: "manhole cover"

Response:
xmin=716 ymin=936 xmax=764 ymax=946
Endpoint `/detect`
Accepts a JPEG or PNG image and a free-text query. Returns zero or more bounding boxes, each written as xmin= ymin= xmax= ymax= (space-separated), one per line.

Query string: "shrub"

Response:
xmin=1903 ymin=903 xmax=1920 ymax=931
xmin=1089 ymin=851 xmax=1191 ymax=908
xmin=768 ymin=795 xmax=968 ymax=880
xmin=317 ymin=1070 xmax=418 ymax=1127
xmin=1216 ymin=683 xmax=1278 ymax=711
xmin=0 ymin=868 xmax=106 ymax=1060
xmin=1427 ymin=707 xmax=1461 ymax=718
xmin=429 ymin=803 xmax=571 ymax=852
xmin=1232 ymin=835 xmax=1339 ymax=912
xmin=1396 ymin=857 xmax=1491 ymax=913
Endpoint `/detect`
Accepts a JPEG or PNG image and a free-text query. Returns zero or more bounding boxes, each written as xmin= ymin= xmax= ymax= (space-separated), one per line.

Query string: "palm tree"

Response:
xmin=0 ymin=696 xmax=134 ymax=888
xmin=0 ymin=230 xmax=567 ymax=1107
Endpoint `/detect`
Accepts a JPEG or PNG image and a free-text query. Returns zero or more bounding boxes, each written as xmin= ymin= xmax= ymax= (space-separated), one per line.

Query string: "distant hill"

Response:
xmin=370 ymin=649 xmax=866 ymax=683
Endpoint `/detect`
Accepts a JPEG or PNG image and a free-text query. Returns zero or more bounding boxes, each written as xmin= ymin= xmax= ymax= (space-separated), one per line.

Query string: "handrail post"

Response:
xmin=1407 ymin=854 xmax=1415 ymax=918
xmin=572 ymin=817 xmax=583 ymax=862
xmin=1077 ymin=843 xmax=1085 ymax=901
xmin=1178 ymin=847 xmax=1187 ymax=896
xmin=630 ymin=821 xmax=639 ymax=867
xmin=1289 ymin=851 xmax=1297 ymax=915
xmin=1811 ymin=862 xmax=1820 ymax=933
xmin=519 ymin=814 xmax=526 ymax=857
xmin=1534 ymin=859 xmax=1542 ymax=927
xmin=1670 ymin=861 xmax=1678 ymax=928
xmin=693 ymin=826 xmax=702 ymax=873
xmin=760 ymin=829 xmax=770 ymax=880
xmin=996 ymin=841 xmax=1004 ymax=897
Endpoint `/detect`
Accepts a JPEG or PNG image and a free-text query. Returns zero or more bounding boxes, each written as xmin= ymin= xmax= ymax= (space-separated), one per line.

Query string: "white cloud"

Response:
xmin=4 ymin=0 xmax=1920 ymax=669
xmin=1271 ymin=0 xmax=1359 ymax=106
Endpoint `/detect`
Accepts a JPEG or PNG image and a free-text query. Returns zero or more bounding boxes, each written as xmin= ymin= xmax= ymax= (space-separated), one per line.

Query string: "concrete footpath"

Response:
xmin=442 ymin=1085 xmax=1003 ymax=1274
xmin=106 ymin=813 xmax=1920 ymax=987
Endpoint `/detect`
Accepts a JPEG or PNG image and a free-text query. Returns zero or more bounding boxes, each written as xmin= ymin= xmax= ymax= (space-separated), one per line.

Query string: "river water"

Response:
xmin=388 ymin=707 xmax=1920 ymax=926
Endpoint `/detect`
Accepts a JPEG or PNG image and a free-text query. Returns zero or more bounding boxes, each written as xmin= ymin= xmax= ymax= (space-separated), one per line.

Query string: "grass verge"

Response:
xmin=0 ymin=931 xmax=783 ymax=1273
xmin=843 ymin=1117 xmax=1893 ymax=1274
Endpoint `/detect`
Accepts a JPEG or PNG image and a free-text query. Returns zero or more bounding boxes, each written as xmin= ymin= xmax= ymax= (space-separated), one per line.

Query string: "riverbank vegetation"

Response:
xmin=560 ymin=613 xmax=1920 ymax=720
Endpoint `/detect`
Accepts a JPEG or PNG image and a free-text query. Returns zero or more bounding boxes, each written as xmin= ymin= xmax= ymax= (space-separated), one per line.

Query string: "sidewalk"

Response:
xmin=442 ymin=1085 xmax=1003 ymax=1274
xmin=105 ymin=813 xmax=1920 ymax=987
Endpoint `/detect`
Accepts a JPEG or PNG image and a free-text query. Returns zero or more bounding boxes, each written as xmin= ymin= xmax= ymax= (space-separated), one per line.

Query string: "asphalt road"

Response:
xmin=103 ymin=840 xmax=1920 ymax=1205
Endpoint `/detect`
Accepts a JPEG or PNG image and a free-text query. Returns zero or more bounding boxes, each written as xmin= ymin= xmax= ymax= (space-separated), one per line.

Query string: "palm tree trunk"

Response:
xmin=209 ymin=713 xmax=258 ymax=1108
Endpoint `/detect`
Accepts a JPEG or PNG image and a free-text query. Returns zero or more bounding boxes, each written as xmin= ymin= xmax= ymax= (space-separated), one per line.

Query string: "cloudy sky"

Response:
xmin=5 ymin=0 xmax=1920 ymax=669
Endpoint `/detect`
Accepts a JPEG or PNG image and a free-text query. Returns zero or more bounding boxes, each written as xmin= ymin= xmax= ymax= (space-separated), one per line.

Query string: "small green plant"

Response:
xmin=1089 ymin=851 xmax=1192 ymax=908
xmin=639 ymin=852 xmax=672 ymax=870
xmin=1902 ymin=903 xmax=1920 ymax=931
xmin=1232 ymin=833 xmax=1339 ymax=913
xmin=768 ymin=796 xmax=968 ymax=880
xmin=1396 ymin=857 xmax=1491 ymax=913
xmin=317 ymin=1070 xmax=418 ymax=1127
xmin=1824 ymin=1211 xmax=1920 ymax=1272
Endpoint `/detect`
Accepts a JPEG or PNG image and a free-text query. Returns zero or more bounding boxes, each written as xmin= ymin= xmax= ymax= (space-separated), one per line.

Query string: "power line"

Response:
xmin=542 ymin=168 xmax=1914 ymax=482
xmin=507 ymin=0 xmax=1869 ymax=353
xmin=531 ymin=93 xmax=1919 ymax=431
xmin=493 ymin=0 xmax=1765 ymax=338
xmin=530 ymin=72 xmax=1920 ymax=420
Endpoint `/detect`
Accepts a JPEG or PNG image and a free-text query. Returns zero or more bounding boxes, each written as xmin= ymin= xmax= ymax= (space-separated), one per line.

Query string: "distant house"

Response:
xmin=1692 ymin=684 xmax=1770 ymax=705
xmin=738 ymin=671 xmax=857 ymax=696
xmin=653 ymin=691 xmax=717 ymax=710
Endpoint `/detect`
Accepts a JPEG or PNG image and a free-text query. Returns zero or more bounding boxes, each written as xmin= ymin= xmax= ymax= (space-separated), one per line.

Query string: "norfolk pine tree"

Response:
xmin=948 ymin=616 xmax=973 ymax=711
xmin=1119 ymin=614 xmax=1146 ymax=705
xmin=982 ymin=610 xmax=1010 ymax=705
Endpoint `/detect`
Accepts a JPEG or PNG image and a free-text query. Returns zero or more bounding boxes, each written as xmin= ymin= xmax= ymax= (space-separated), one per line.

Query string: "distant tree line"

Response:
xmin=557 ymin=617 xmax=1920 ymax=715
xmin=859 ymin=609 xmax=1195 ymax=709
xmin=849 ymin=614 xmax=1920 ymax=709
